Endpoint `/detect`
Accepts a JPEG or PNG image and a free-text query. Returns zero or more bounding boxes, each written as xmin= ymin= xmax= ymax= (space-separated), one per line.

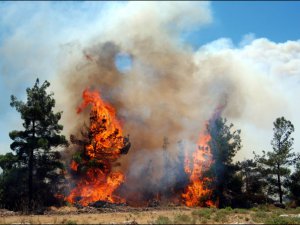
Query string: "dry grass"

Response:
xmin=2 ymin=206 xmax=300 ymax=224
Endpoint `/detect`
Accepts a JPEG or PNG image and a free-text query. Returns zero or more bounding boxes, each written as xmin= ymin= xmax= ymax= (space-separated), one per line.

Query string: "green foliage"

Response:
xmin=255 ymin=117 xmax=296 ymax=204
xmin=233 ymin=208 xmax=248 ymax=214
xmin=154 ymin=216 xmax=172 ymax=224
xmin=251 ymin=211 xmax=269 ymax=223
xmin=257 ymin=204 xmax=271 ymax=212
xmin=239 ymin=159 xmax=266 ymax=194
xmin=0 ymin=166 xmax=28 ymax=210
xmin=0 ymin=153 xmax=18 ymax=172
xmin=72 ymin=151 xmax=83 ymax=164
xmin=213 ymin=209 xmax=228 ymax=222
xmin=207 ymin=117 xmax=242 ymax=208
xmin=286 ymin=163 xmax=300 ymax=206
xmin=191 ymin=208 xmax=212 ymax=219
xmin=0 ymin=79 xmax=68 ymax=211
xmin=224 ymin=206 xmax=232 ymax=211
xmin=237 ymin=159 xmax=269 ymax=207
xmin=173 ymin=213 xmax=193 ymax=224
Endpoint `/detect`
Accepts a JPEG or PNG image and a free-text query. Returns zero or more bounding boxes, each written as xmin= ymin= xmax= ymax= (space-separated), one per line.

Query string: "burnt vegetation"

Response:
xmin=0 ymin=79 xmax=299 ymax=214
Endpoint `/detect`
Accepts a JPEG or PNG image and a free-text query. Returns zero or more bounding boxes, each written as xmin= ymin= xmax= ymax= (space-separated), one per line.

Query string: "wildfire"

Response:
xmin=182 ymin=128 xmax=214 ymax=207
xmin=66 ymin=89 xmax=130 ymax=206
xmin=65 ymin=89 xmax=216 ymax=207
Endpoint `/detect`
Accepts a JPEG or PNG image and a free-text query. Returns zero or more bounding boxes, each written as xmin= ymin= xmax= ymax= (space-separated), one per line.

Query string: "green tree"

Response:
xmin=286 ymin=162 xmax=300 ymax=206
xmin=255 ymin=117 xmax=296 ymax=204
xmin=207 ymin=117 xmax=242 ymax=208
xmin=4 ymin=78 xmax=68 ymax=211
xmin=238 ymin=159 xmax=268 ymax=207
xmin=0 ymin=152 xmax=28 ymax=210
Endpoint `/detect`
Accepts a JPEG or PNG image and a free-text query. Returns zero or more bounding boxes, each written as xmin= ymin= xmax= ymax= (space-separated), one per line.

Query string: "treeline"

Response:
xmin=205 ymin=116 xmax=300 ymax=208
xmin=0 ymin=79 xmax=299 ymax=212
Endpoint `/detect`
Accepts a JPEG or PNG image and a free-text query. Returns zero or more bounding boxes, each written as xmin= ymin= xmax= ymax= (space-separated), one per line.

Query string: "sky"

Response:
xmin=185 ymin=1 xmax=300 ymax=48
xmin=0 ymin=1 xmax=299 ymax=160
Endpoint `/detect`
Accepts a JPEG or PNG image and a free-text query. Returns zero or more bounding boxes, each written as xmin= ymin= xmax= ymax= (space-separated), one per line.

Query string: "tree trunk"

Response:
xmin=28 ymin=120 xmax=35 ymax=212
xmin=28 ymin=148 xmax=33 ymax=212
xmin=218 ymin=182 xmax=225 ymax=208
xmin=277 ymin=140 xmax=283 ymax=204
xmin=245 ymin=172 xmax=249 ymax=193
xmin=277 ymin=164 xmax=283 ymax=204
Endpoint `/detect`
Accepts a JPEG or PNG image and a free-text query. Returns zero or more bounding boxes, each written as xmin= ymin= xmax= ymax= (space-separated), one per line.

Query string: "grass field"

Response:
xmin=1 ymin=205 xmax=300 ymax=224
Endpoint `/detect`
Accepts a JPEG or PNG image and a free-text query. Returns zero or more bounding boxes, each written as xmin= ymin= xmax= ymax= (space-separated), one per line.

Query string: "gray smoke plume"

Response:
xmin=48 ymin=2 xmax=300 ymax=200
xmin=2 ymin=1 xmax=299 ymax=202
xmin=52 ymin=2 xmax=215 ymax=200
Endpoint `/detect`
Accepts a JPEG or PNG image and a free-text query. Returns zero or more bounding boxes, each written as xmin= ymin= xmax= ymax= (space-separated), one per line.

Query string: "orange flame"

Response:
xmin=66 ymin=89 xmax=126 ymax=206
xmin=77 ymin=89 xmax=125 ymax=153
xmin=182 ymin=127 xmax=214 ymax=207
xmin=70 ymin=160 xmax=78 ymax=171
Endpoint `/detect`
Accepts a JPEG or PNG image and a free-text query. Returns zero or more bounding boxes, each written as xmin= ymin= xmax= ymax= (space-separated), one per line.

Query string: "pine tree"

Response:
xmin=238 ymin=159 xmax=268 ymax=206
xmin=287 ymin=162 xmax=300 ymax=206
xmin=207 ymin=117 xmax=242 ymax=208
xmin=255 ymin=117 xmax=296 ymax=204
xmin=6 ymin=78 xmax=68 ymax=211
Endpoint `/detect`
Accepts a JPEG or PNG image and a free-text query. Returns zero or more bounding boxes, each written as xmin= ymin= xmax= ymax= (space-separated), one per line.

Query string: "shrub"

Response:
xmin=213 ymin=210 xmax=228 ymax=222
xmin=252 ymin=211 xmax=268 ymax=223
xmin=233 ymin=208 xmax=248 ymax=214
xmin=191 ymin=208 xmax=212 ymax=219
xmin=173 ymin=214 xmax=193 ymax=224
xmin=154 ymin=216 xmax=172 ymax=224
xmin=224 ymin=206 xmax=232 ymax=211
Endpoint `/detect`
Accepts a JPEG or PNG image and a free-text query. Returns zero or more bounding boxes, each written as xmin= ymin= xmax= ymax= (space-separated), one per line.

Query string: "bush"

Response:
xmin=173 ymin=214 xmax=193 ymax=224
xmin=257 ymin=204 xmax=271 ymax=211
xmin=191 ymin=208 xmax=212 ymax=219
xmin=233 ymin=208 xmax=248 ymax=214
xmin=252 ymin=211 xmax=268 ymax=223
xmin=154 ymin=216 xmax=172 ymax=224
xmin=224 ymin=206 xmax=232 ymax=211
xmin=213 ymin=210 xmax=228 ymax=222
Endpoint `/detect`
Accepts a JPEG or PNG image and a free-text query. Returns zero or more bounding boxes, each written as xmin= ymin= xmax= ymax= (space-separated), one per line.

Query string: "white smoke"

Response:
xmin=193 ymin=37 xmax=300 ymax=159
xmin=1 ymin=1 xmax=299 ymax=163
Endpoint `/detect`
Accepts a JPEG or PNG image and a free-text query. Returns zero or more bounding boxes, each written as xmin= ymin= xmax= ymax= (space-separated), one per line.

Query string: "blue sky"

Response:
xmin=0 ymin=1 xmax=300 ymax=156
xmin=181 ymin=1 xmax=300 ymax=48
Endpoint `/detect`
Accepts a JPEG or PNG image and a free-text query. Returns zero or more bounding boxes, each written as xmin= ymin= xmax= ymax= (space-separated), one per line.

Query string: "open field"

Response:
xmin=1 ymin=206 xmax=300 ymax=224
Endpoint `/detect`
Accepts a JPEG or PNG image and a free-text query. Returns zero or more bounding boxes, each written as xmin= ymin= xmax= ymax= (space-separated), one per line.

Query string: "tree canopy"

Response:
xmin=255 ymin=117 xmax=296 ymax=204
xmin=207 ymin=116 xmax=242 ymax=208
xmin=0 ymin=79 xmax=68 ymax=211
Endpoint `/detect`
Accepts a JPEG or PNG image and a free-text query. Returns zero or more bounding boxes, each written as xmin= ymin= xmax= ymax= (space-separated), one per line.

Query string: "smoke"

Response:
xmin=48 ymin=2 xmax=300 ymax=197
xmin=50 ymin=2 xmax=213 ymax=199
xmin=1 ymin=1 xmax=300 ymax=199
xmin=193 ymin=37 xmax=300 ymax=159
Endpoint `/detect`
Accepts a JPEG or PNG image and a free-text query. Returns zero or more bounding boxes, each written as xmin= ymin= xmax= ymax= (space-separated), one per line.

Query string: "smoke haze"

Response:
xmin=1 ymin=2 xmax=299 ymax=173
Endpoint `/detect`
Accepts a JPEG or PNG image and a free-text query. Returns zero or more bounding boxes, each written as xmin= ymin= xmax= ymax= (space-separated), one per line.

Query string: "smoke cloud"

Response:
xmin=1 ymin=1 xmax=299 ymax=197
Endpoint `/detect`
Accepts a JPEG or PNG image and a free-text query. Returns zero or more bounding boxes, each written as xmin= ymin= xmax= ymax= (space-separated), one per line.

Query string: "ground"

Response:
xmin=1 ymin=205 xmax=300 ymax=224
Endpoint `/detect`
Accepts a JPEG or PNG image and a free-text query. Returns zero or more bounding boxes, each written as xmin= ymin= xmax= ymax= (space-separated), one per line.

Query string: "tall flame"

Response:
xmin=182 ymin=127 xmax=214 ymax=207
xmin=66 ymin=89 xmax=128 ymax=206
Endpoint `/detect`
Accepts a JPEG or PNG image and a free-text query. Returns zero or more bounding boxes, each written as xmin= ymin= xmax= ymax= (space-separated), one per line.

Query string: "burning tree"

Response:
xmin=182 ymin=128 xmax=214 ymax=207
xmin=66 ymin=89 xmax=130 ymax=206
xmin=207 ymin=117 xmax=242 ymax=208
